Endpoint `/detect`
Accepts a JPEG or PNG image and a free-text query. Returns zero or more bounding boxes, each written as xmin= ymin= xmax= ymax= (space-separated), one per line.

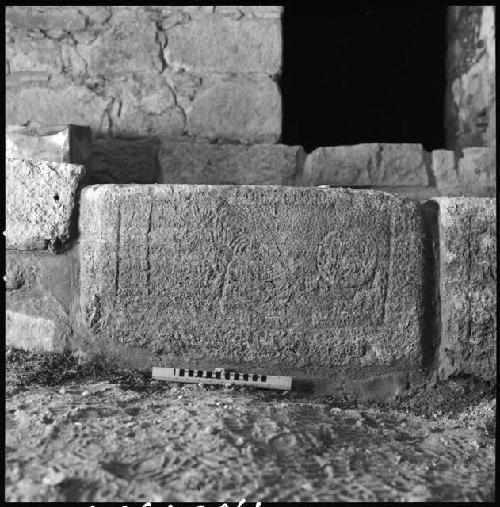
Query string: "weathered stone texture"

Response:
xmin=158 ymin=141 xmax=304 ymax=185
xmin=186 ymin=76 xmax=281 ymax=143
xmin=446 ymin=6 xmax=496 ymax=149
xmin=6 ymin=250 xmax=78 ymax=352
xmin=79 ymin=185 xmax=424 ymax=374
xmin=6 ymin=84 xmax=110 ymax=134
xmin=432 ymin=148 xmax=496 ymax=197
xmin=436 ymin=198 xmax=496 ymax=381
xmin=6 ymin=159 xmax=85 ymax=250
xmin=6 ymin=311 xmax=61 ymax=352
xmin=302 ymin=143 xmax=430 ymax=187
xmin=87 ymin=138 xmax=160 ymax=184
xmin=458 ymin=148 xmax=496 ymax=196
xmin=6 ymin=124 xmax=91 ymax=166
xmin=166 ymin=16 xmax=281 ymax=74
xmin=6 ymin=6 xmax=283 ymax=142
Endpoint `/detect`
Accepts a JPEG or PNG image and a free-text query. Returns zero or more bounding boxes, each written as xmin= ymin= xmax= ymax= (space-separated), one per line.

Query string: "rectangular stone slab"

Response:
xmin=6 ymin=124 xmax=91 ymax=166
xmin=79 ymin=185 xmax=425 ymax=374
xmin=6 ymin=158 xmax=85 ymax=250
xmin=301 ymin=143 xmax=429 ymax=187
xmin=435 ymin=197 xmax=496 ymax=381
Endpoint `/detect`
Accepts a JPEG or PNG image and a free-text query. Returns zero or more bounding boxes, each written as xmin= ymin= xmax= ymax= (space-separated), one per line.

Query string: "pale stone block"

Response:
xmin=166 ymin=16 xmax=281 ymax=74
xmin=6 ymin=124 xmax=91 ymax=166
xmin=79 ymin=185 xmax=425 ymax=374
xmin=303 ymin=144 xmax=429 ymax=187
xmin=187 ymin=76 xmax=281 ymax=143
xmin=435 ymin=197 xmax=496 ymax=381
xmin=6 ymin=158 xmax=85 ymax=250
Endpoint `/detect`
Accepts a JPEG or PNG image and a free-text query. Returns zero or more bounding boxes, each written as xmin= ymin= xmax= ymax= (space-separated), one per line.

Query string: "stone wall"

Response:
xmin=6 ymin=6 xmax=282 ymax=143
xmin=5 ymin=146 xmax=497 ymax=389
xmin=4 ymin=6 xmax=497 ymax=395
xmin=445 ymin=6 xmax=496 ymax=150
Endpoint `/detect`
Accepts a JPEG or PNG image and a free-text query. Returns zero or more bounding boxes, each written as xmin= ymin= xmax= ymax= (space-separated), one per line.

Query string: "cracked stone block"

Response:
xmin=6 ymin=158 xmax=85 ymax=250
xmin=158 ymin=141 xmax=304 ymax=185
xmin=6 ymin=124 xmax=91 ymax=166
xmin=166 ymin=16 xmax=281 ymax=74
xmin=6 ymin=85 xmax=110 ymax=134
xmin=105 ymin=73 xmax=181 ymax=138
xmin=302 ymin=144 xmax=429 ymax=187
xmin=458 ymin=148 xmax=496 ymax=197
xmin=84 ymin=10 xmax=161 ymax=75
xmin=79 ymin=185 xmax=424 ymax=374
xmin=5 ymin=34 xmax=61 ymax=75
xmin=87 ymin=138 xmax=160 ymax=184
xmin=6 ymin=309 xmax=70 ymax=352
xmin=435 ymin=198 xmax=496 ymax=381
xmin=187 ymin=76 xmax=281 ymax=143
xmin=431 ymin=148 xmax=496 ymax=197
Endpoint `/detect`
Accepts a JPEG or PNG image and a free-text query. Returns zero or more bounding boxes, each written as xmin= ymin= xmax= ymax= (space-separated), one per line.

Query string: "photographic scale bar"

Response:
xmin=152 ymin=367 xmax=292 ymax=391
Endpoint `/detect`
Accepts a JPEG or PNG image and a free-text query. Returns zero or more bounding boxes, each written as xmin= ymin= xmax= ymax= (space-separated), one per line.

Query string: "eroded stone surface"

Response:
xmin=6 ymin=6 xmax=284 ymax=143
xmin=302 ymin=144 xmax=429 ymax=187
xmin=6 ymin=158 xmax=85 ymax=250
xmin=187 ymin=76 xmax=281 ymax=143
xmin=6 ymin=124 xmax=91 ymax=166
xmin=458 ymin=148 xmax=496 ymax=196
xmin=166 ymin=16 xmax=281 ymax=74
xmin=431 ymin=148 xmax=496 ymax=197
xmin=6 ymin=250 xmax=78 ymax=352
xmin=6 ymin=310 xmax=69 ymax=352
xmin=6 ymin=85 xmax=110 ymax=134
xmin=436 ymin=198 xmax=496 ymax=381
xmin=158 ymin=141 xmax=304 ymax=185
xmin=79 ymin=185 xmax=424 ymax=374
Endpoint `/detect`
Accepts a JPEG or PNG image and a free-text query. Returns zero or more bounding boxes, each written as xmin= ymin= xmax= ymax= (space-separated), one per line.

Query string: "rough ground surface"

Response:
xmin=6 ymin=348 xmax=495 ymax=502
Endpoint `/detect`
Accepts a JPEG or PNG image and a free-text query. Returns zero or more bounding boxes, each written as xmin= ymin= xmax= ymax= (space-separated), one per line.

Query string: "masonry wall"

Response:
xmin=5 ymin=6 xmax=497 ymax=396
xmin=445 ymin=6 xmax=496 ymax=150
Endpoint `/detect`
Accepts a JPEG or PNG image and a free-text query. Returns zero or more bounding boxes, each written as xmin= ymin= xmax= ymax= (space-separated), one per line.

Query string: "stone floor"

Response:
xmin=5 ymin=348 xmax=496 ymax=502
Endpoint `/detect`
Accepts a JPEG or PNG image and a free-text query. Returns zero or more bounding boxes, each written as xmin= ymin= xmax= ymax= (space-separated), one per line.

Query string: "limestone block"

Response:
xmin=79 ymin=185 xmax=424 ymax=373
xmin=84 ymin=10 xmax=161 ymax=75
xmin=436 ymin=198 xmax=496 ymax=381
xmin=87 ymin=138 xmax=160 ymax=184
xmin=458 ymin=148 xmax=496 ymax=196
xmin=431 ymin=148 xmax=496 ymax=197
xmin=6 ymin=159 xmax=85 ymax=250
xmin=6 ymin=85 xmax=110 ymax=134
xmin=432 ymin=150 xmax=460 ymax=194
xmin=6 ymin=124 xmax=91 ymax=166
xmin=303 ymin=144 xmax=429 ymax=187
xmin=5 ymin=34 xmax=61 ymax=75
xmin=187 ymin=76 xmax=281 ymax=143
xmin=166 ymin=16 xmax=281 ymax=74
xmin=6 ymin=310 xmax=70 ymax=352
xmin=158 ymin=141 xmax=304 ymax=185
xmin=5 ymin=6 xmax=87 ymax=32
xmin=105 ymin=73 xmax=181 ymax=138
xmin=6 ymin=250 xmax=77 ymax=311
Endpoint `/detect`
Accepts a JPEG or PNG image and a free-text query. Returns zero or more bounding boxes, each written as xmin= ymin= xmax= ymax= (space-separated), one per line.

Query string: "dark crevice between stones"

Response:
xmin=421 ymin=200 xmax=440 ymax=372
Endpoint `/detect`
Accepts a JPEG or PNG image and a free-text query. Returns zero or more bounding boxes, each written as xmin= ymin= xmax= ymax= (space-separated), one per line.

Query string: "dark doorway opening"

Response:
xmin=281 ymin=5 xmax=448 ymax=152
